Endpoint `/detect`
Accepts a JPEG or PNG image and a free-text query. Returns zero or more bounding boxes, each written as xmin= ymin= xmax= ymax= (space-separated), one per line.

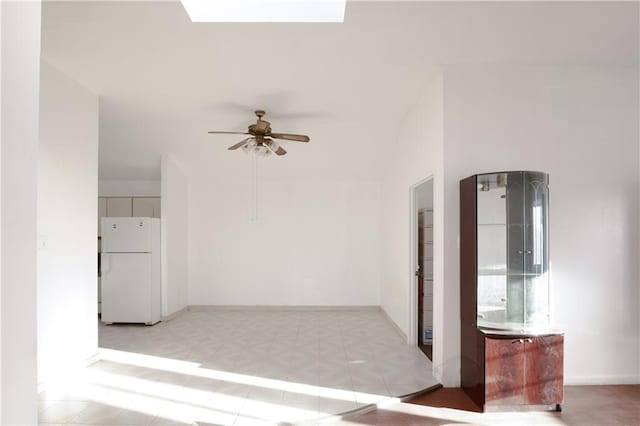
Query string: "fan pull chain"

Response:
xmin=250 ymin=153 xmax=258 ymax=221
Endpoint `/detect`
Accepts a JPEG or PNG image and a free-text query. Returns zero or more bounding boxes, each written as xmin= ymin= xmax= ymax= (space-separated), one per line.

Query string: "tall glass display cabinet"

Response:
xmin=460 ymin=171 xmax=563 ymax=412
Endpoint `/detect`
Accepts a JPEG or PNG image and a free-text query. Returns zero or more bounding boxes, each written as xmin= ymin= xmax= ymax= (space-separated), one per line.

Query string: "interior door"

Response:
xmin=101 ymin=253 xmax=151 ymax=323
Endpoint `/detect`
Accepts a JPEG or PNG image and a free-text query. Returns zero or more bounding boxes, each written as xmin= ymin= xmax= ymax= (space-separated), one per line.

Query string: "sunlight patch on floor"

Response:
xmin=40 ymin=348 xmax=402 ymax=424
xmin=99 ymin=348 xmax=389 ymax=404
xmin=41 ymin=310 xmax=439 ymax=424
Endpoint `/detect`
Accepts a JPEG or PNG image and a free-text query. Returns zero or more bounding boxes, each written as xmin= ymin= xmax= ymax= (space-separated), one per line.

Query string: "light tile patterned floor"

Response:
xmin=38 ymin=308 xmax=438 ymax=425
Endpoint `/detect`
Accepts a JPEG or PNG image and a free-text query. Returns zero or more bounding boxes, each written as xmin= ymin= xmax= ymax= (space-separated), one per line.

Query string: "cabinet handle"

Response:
xmin=526 ymin=338 xmax=533 ymax=343
xmin=512 ymin=339 xmax=524 ymax=344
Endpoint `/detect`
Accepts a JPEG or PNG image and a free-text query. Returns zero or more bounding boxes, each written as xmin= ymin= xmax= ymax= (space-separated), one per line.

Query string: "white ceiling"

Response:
xmin=41 ymin=1 xmax=638 ymax=180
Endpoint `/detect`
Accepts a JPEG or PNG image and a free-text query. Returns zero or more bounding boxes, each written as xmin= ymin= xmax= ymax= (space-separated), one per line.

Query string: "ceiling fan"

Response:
xmin=208 ymin=110 xmax=310 ymax=156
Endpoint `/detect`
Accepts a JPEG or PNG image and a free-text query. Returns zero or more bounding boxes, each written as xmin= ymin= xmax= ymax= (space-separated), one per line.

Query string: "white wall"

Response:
xmin=442 ymin=66 xmax=640 ymax=385
xmin=1 ymin=2 xmax=4 ymax=416
xmin=37 ymin=62 xmax=99 ymax=386
xmin=0 ymin=1 xmax=41 ymax=422
xmin=188 ymin=171 xmax=381 ymax=306
xmin=416 ymin=180 xmax=433 ymax=210
xmin=161 ymin=155 xmax=189 ymax=317
xmin=379 ymin=71 xmax=444 ymax=370
xmin=99 ymin=179 xmax=160 ymax=197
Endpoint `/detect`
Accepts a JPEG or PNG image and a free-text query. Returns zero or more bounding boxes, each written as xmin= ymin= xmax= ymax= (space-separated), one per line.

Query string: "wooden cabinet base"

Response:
xmin=485 ymin=403 xmax=562 ymax=413
xmin=462 ymin=330 xmax=564 ymax=412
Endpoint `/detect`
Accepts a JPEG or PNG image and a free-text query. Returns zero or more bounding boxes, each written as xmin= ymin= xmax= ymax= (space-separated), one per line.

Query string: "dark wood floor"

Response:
xmin=418 ymin=343 xmax=432 ymax=361
xmin=409 ymin=386 xmax=481 ymax=412
xmin=341 ymin=385 xmax=640 ymax=425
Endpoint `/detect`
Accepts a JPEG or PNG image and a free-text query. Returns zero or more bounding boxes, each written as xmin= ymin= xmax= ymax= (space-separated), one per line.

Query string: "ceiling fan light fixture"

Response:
xmin=241 ymin=139 xmax=256 ymax=154
xmin=254 ymin=145 xmax=271 ymax=157
xmin=180 ymin=0 xmax=346 ymax=23
xmin=267 ymin=140 xmax=281 ymax=154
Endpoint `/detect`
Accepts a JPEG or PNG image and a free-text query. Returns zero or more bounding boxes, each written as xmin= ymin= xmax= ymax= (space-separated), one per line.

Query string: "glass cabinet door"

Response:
xmin=505 ymin=171 xmax=525 ymax=326
xmin=476 ymin=171 xmax=550 ymax=331
xmin=523 ymin=171 xmax=550 ymax=328
xmin=476 ymin=172 xmax=510 ymax=328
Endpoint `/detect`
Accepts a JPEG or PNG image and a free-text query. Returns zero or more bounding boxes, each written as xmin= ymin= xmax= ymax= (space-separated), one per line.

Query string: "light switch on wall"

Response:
xmin=38 ymin=234 xmax=48 ymax=250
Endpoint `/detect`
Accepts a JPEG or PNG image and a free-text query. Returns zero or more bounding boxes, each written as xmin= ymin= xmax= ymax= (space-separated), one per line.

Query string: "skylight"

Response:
xmin=180 ymin=0 xmax=346 ymax=23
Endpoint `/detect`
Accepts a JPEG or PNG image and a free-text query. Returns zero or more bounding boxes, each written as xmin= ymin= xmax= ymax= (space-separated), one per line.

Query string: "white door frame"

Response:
xmin=409 ymin=174 xmax=442 ymax=378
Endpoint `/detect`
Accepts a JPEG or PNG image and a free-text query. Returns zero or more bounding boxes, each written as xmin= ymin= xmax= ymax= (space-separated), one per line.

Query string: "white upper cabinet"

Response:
xmin=150 ymin=197 xmax=161 ymax=218
xmin=106 ymin=197 xmax=133 ymax=217
xmin=132 ymin=197 xmax=161 ymax=218
xmin=98 ymin=197 xmax=107 ymax=235
xmin=100 ymin=197 xmax=161 ymax=228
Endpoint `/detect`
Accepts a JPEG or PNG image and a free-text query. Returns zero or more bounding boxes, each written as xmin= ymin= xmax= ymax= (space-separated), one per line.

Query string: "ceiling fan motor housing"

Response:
xmin=251 ymin=120 xmax=271 ymax=134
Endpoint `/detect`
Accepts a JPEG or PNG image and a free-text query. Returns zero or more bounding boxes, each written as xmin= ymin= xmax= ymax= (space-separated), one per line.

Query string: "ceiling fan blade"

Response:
xmin=208 ymin=131 xmax=250 ymax=135
xmin=275 ymin=146 xmax=287 ymax=156
xmin=269 ymin=133 xmax=310 ymax=143
xmin=227 ymin=138 xmax=252 ymax=150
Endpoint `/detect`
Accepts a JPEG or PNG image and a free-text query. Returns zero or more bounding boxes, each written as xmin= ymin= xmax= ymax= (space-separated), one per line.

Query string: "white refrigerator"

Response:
xmin=101 ymin=217 xmax=161 ymax=325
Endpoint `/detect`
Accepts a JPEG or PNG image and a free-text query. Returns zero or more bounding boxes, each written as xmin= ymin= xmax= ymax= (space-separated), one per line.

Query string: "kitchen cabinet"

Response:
xmin=102 ymin=197 xmax=160 ymax=218
xmin=460 ymin=171 xmax=563 ymax=411
xmin=106 ymin=197 xmax=132 ymax=217
xmin=132 ymin=197 xmax=161 ymax=218
xmin=485 ymin=334 xmax=563 ymax=408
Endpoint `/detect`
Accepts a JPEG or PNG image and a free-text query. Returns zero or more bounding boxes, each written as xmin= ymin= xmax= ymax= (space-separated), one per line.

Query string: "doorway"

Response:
xmin=414 ymin=178 xmax=434 ymax=360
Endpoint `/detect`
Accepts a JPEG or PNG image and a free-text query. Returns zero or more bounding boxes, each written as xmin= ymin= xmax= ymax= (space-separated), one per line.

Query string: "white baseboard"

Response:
xmin=565 ymin=375 xmax=640 ymax=385
xmin=162 ymin=305 xmax=188 ymax=321
xmin=380 ymin=306 xmax=407 ymax=341
xmin=38 ymin=353 xmax=100 ymax=394
xmin=85 ymin=352 xmax=101 ymax=367
xmin=187 ymin=305 xmax=380 ymax=312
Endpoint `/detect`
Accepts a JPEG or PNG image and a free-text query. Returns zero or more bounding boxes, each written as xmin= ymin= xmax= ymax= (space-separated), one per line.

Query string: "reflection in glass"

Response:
xmin=523 ymin=171 xmax=549 ymax=328
xmin=476 ymin=171 xmax=550 ymax=331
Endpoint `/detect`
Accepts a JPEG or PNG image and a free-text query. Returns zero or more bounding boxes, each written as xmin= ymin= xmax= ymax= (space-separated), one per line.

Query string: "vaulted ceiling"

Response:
xmin=41 ymin=1 xmax=638 ymax=180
